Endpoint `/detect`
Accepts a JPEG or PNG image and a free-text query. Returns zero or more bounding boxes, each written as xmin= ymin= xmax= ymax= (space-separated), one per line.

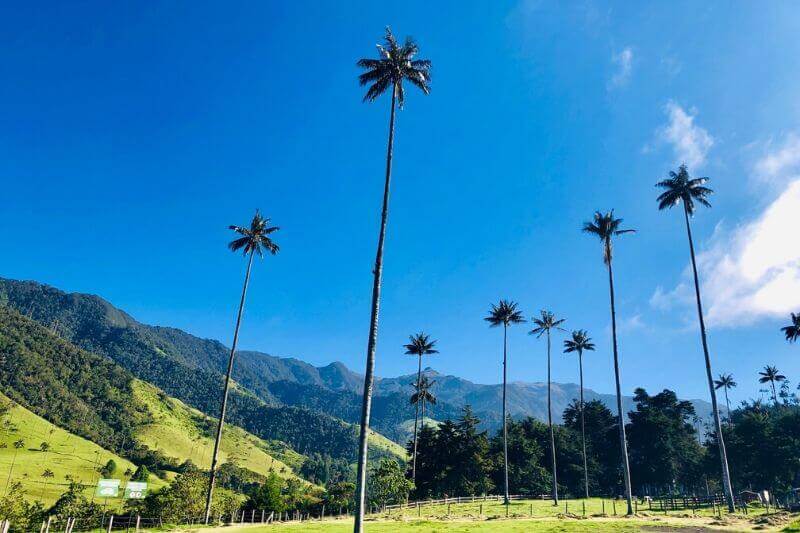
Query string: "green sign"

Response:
xmin=124 ymin=481 xmax=148 ymax=499
xmin=95 ymin=479 xmax=121 ymax=498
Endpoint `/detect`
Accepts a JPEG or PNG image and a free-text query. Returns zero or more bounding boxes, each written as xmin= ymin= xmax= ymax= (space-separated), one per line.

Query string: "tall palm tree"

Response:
xmin=204 ymin=211 xmax=279 ymax=524
xmin=563 ymin=329 xmax=596 ymax=499
xmin=485 ymin=300 xmax=525 ymax=505
xmin=411 ymin=375 xmax=437 ymax=429
xmin=529 ymin=310 xmax=566 ymax=505
xmin=404 ymin=333 xmax=438 ymax=481
xmin=713 ymin=374 xmax=737 ymax=426
xmin=582 ymin=210 xmax=635 ymax=514
xmin=656 ymin=165 xmax=735 ymax=512
xmin=3 ymin=439 xmax=24 ymax=495
xmin=782 ymin=313 xmax=800 ymax=343
xmin=353 ymin=28 xmax=431 ymax=533
xmin=758 ymin=365 xmax=787 ymax=405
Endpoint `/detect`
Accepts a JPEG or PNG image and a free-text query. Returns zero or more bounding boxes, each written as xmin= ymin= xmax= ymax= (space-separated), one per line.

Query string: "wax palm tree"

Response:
xmin=353 ymin=28 xmax=431 ymax=532
xmin=782 ymin=313 xmax=800 ymax=343
xmin=582 ymin=210 xmax=634 ymax=514
xmin=404 ymin=333 xmax=438 ymax=481
xmin=485 ymin=300 xmax=525 ymax=505
xmin=410 ymin=375 xmax=437 ymax=428
xmin=563 ymin=329 xmax=596 ymax=499
xmin=714 ymin=374 xmax=737 ymax=426
xmin=656 ymin=165 xmax=735 ymax=512
xmin=3 ymin=439 xmax=24 ymax=496
xmin=530 ymin=310 xmax=566 ymax=505
xmin=758 ymin=365 xmax=787 ymax=405
xmin=204 ymin=210 xmax=279 ymax=524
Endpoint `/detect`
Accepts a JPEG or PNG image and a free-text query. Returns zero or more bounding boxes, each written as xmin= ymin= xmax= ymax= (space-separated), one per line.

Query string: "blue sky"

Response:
xmin=2 ymin=2 xmax=799 ymax=405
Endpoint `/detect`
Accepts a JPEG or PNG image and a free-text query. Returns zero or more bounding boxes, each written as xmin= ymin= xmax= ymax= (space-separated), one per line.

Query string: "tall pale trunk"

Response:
xmin=411 ymin=354 xmax=422 ymax=481
xmin=354 ymin=84 xmax=397 ymax=533
xmin=204 ymin=250 xmax=254 ymax=523
xmin=546 ymin=330 xmax=559 ymax=504
xmin=683 ymin=205 xmax=735 ymax=513
xmin=579 ymin=350 xmax=589 ymax=499
xmin=724 ymin=388 xmax=732 ymax=428
xmin=501 ymin=324 xmax=510 ymax=505
xmin=771 ymin=381 xmax=778 ymax=405
xmin=605 ymin=242 xmax=634 ymax=515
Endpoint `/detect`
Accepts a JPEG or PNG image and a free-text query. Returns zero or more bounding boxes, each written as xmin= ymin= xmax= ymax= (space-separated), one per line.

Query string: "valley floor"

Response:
xmin=169 ymin=499 xmax=800 ymax=533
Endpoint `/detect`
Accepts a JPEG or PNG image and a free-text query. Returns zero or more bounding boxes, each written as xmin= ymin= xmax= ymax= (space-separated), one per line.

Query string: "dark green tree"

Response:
xmin=563 ymin=400 xmax=621 ymax=495
xmin=656 ymin=165 xmax=734 ymax=511
xmin=367 ymin=459 xmax=413 ymax=508
xmin=529 ymin=310 xmax=566 ymax=505
xmin=582 ymin=210 xmax=635 ymax=514
xmin=248 ymin=472 xmax=286 ymax=513
xmin=626 ymin=389 xmax=705 ymax=495
xmin=353 ymin=27 xmax=431 ymax=533
xmin=485 ymin=300 xmax=525 ymax=504
xmin=404 ymin=333 xmax=438 ymax=481
xmin=563 ymin=329 xmax=596 ymax=498
xmin=205 ymin=210 xmax=279 ymax=523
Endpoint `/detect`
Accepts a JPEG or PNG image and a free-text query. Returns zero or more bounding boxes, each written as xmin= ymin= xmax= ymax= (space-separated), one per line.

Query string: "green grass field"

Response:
xmin=187 ymin=498 xmax=797 ymax=533
xmin=132 ymin=381 xmax=306 ymax=481
xmin=0 ymin=393 xmax=166 ymax=505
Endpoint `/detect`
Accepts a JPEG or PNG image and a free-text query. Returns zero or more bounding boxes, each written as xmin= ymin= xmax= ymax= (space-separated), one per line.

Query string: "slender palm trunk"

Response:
xmin=411 ymin=354 xmax=422 ymax=481
xmin=204 ymin=250 xmax=254 ymax=524
xmin=724 ymin=388 xmax=732 ymax=428
xmin=3 ymin=449 xmax=19 ymax=496
xmin=546 ymin=330 xmax=559 ymax=505
xmin=354 ymin=84 xmax=397 ymax=533
xmin=683 ymin=206 xmax=735 ymax=513
xmin=605 ymin=244 xmax=633 ymax=515
xmin=771 ymin=381 xmax=778 ymax=405
xmin=502 ymin=323 xmax=510 ymax=505
xmin=579 ymin=350 xmax=589 ymax=499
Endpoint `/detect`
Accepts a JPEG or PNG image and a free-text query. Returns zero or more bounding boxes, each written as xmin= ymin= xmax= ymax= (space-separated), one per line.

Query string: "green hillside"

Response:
xmin=0 ymin=279 xmax=405 ymax=466
xmin=0 ymin=393 xmax=166 ymax=505
xmin=131 ymin=380 xmax=307 ymax=481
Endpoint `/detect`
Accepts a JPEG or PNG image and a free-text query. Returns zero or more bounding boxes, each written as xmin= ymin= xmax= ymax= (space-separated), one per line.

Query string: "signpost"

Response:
xmin=95 ymin=479 xmax=121 ymax=498
xmin=125 ymin=482 xmax=148 ymax=500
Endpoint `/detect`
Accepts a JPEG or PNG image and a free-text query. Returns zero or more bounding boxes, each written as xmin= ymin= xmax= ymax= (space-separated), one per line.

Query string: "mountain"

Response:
xmin=0 ymin=306 xmax=315 ymax=508
xmin=0 ymin=277 xmax=714 ymax=450
xmin=0 ymin=278 xmax=405 ymax=464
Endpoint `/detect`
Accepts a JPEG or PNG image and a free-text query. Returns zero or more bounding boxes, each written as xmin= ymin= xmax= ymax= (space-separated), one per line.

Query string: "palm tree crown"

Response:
xmin=563 ymin=330 xmax=596 ymax=355
xmin=782 ymin=312 xmax=800 ymax=343
xmin=582 ymin=210 xmax=635 ymax=264
xmin=656 ymin=164 xmax=713 ymax=215
xmin=714 ymin=373 xmax=737 ymax=391
xmin=485 ymin=300 xmax=525 ymax=327
xmin=357 ymin=27 xmax=431 ymax=108
xmin=228 ymin=211 xmax=280 ymax=257
xmin=758 ymin=365 xmax=786 ymax=385
xmin=404 ymin=333 xmax=439 ymax=357
xmin=529 ymin=310 xmax=566 ymax=338
xmin=411 ymin=376 xmax=437 ymax=407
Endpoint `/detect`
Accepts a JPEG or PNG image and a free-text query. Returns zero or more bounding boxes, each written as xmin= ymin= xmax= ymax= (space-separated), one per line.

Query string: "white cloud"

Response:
xmin=652 ymin=138 xmax=800 ymax=327
xmin=754 ymin=133 xmax=800 ymax=185
xmin=608 ymin=47 xmax=633 ymax=89
xmin=657 ymin=101 xmax=714 ymax=169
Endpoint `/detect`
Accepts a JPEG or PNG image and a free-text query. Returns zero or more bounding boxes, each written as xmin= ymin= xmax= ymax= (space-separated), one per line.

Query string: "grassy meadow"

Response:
xmin=133 ymin=381 xmax=306 ymax=480
xmin=0 ymin=392 xmax=166 ymax=505
xmin=184 ymin=497 xmax=799 ymax=532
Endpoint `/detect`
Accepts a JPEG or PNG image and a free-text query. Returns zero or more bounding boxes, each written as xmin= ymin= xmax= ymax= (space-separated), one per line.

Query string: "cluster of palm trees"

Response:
xmin=714 ymin=365 xmax=792 ymax=415
xmin=193 ymin=27 xmax=800 ymax=532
